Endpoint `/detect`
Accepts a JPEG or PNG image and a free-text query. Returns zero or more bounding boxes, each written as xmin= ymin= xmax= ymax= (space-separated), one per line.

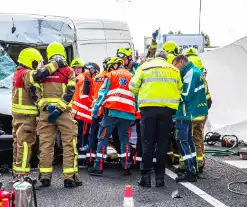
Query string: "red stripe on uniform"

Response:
xmin=134 ymin=152 xmax=137 ymax=165
xmin=90 ymin=148 xmax=92 ymax=163
xmin=100 ymin=146 xmax=105 ymax=171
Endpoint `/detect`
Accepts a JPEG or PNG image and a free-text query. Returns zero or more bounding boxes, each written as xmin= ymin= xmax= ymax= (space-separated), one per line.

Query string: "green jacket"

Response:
xmin=175 ymin=62 xmax=208 ymax=121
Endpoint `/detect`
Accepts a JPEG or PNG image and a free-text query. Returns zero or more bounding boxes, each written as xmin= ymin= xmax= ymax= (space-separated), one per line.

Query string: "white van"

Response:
xmin=0 ymin=13 xmax=134 ymax=134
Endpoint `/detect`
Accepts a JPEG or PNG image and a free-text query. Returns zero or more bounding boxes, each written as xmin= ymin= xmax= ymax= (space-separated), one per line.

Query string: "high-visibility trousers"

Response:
xmin=12 ymin=114 xmax=36 ymax=174
xmin=38 ymin=111 xmax=79 ymax=181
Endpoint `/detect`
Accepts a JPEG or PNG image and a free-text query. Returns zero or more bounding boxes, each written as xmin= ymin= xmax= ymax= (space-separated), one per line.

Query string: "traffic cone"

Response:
xmin=123 ymin=185 xmax=134 ymax=207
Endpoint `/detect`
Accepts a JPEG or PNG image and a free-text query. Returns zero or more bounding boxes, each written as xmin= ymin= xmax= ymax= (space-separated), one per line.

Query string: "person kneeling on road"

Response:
xmin=172 ymin=55 xmax=208 ymax=182
xmin=89 ymin=57 xmax=136 ymax=176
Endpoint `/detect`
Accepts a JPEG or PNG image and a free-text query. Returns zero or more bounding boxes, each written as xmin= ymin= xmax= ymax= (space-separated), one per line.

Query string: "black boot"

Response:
xmin=175 ymin=172 xmax=197 ymax=183
xmin=155 ymin=175 xmax=165 ymax=187
xmin=40 ymin=179 xmax=51 ymax=187
xmin=138 ymin=171 xmax=151 ymax=188
xmin=64 ymin=179 xmax=77 ymax=188
xmin=123 ymin=168 xmax=132 ymax=176
xmin=87 ymin=162 xmax=94 ymax=173
xmin=88 ymin=167 xmax=103 ymax=176
xmin=78 ymin=159 xmax=87 ymax=168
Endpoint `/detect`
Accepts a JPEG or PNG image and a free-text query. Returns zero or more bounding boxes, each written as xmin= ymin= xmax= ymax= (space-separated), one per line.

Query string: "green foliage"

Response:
xmin=168 ymin=30 xmax=183 ymax=34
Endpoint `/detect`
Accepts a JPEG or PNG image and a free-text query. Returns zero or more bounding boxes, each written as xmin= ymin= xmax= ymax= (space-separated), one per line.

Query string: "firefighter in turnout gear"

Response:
xmin=116 ymin=46 xmax=140 ymax=74
xmin=37 ymin=42 xmax=82 ymax=188
xmin=146 ymin=30 xmax=180 ymax=64
xmin=86 ymin=57 xmax=111 ymax=171
xmin=72 ymin=62 xmax=100 ymax=167
xmin=184 ymin=47 xmax=212 ymax=172
xmin=89 ymin=57 xmax=136 ymax=176
xmin=12 ymin=47 xmax=64 ymax=175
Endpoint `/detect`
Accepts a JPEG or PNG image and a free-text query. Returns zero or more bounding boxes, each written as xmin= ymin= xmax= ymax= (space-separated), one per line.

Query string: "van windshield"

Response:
xmin=0 ymin=45 xmax=16 ymax=89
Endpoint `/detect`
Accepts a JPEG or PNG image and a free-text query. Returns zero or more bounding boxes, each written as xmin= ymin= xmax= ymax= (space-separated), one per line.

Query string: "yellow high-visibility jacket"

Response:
xmin=188 ymin=55 xmax=203 ymax=70
xmin=129 ymin=57 xmax=182 ymax=110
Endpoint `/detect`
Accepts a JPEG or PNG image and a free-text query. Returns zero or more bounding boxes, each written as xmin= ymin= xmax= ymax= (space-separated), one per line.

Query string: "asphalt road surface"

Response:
xmin=1 ymin=154 xmax=247 ymax=207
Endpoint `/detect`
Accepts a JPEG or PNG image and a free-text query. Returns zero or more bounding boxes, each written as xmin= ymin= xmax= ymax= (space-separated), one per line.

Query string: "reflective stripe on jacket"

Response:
xmin=188 ymin=55 xmax=211 ymax=101
xmin=12 ymin=68 xmax=38 ymax=115
xmin=93 ymin=71 xmax=107 ymax=117
xmin=38 ymin=66 xmax=76 ymax=112
xmin=129 ymin=57 xmax=182 ymax=110
xmin=104 ymin=68 xmax=136 ymax=114
xmin=72 ymin=72 xmax=93 ymax=123
xmin=175 ymin=62 xmax=208 ymax=121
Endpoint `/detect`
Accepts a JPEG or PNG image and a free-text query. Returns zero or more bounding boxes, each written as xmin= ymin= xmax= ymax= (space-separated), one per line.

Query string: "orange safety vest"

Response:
xmin=72 ymin=72 xmax=94 ymax=123
xmin=93 ymin=71 xmax=107 ymax=117
xmin=104 ymin=68 xmax=136 ymax=114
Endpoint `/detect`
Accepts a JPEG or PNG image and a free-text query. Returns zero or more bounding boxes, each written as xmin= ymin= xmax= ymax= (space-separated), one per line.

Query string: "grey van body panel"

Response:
xmin=0 ymin=13 xmax=76 ymax=45
xmin=0 ymin=14 xmax=134 ymax=116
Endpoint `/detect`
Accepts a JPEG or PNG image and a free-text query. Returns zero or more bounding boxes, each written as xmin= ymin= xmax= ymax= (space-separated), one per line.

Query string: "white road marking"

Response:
xmin=165 ymin=169 xmax=229 ymax=207
xmin=224 ymin=160 xmax=247 ymax=169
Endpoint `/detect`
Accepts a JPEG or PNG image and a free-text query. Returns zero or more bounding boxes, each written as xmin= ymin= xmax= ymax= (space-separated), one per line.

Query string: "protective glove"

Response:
xmin=152 ymin=29 xmax=159 ymax=40
xmin=92 ymin=109 xmax=99 ymax=119
xmin=48 ymin=105 xmax=56 ymax=113
xmin=48 ymin=108 xmax=62 ymax=123
xmin=56 ymin=58 xmax=68 ymax=68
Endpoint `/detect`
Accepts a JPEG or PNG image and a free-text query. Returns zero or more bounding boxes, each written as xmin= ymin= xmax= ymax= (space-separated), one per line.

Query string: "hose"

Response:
xmin=205 ymin=140 xmax=239 ymax=156
xmin=205 ymin=149 xmax=238 ymax=156
xmin=228 ymin=181 xmax=247 ymax=196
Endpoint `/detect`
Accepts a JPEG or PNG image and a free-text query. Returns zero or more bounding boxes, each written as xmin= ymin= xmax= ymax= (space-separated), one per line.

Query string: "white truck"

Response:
xmin=144 ymin=34 xmax=205 ymax=57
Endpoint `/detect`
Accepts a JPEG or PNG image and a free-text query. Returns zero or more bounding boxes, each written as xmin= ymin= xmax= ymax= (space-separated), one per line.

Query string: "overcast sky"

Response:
xmin=0 ymin=0 xmax=246 ymax=52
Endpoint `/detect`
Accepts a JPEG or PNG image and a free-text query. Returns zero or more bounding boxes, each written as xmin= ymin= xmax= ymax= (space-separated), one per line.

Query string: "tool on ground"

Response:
xmin=123 ymin=185 xmax=134 ymax=207
xmin=204 ymin=132 xmax=239 ymax=147
xmin=12 ymin=175 xmax=37 ymax=207
xmin=204 ymin=132 xmax=241 ymax=156
xmin=0 ymin=182 xmax=11 ymax=207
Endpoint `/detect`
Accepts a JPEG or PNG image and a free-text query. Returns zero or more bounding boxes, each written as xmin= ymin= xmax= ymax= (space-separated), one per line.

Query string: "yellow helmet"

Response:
xmin=47 ymin=42 xmax=66 ymax=60
xmin=70 ymin=58 xmax=84 ymax=68
xmin=107 ymin=57 xmax=124 ymax=71
xmin=162 ymin=41 xmax=180 ymax=56
xmin=184 ymin=47 xmax=199 ymax=56
xmin=17 ymin=48 xmax=43 ymax=70
xmin=117 ymin=46 xmax=132 ymax=58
